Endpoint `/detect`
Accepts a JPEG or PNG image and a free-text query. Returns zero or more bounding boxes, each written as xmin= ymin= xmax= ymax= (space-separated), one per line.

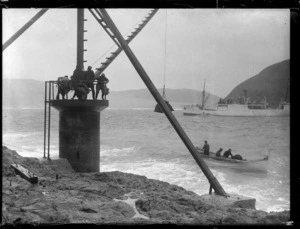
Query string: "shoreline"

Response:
xmin=3 ymin=147 xmax=289 ymax=214
xmin=2 ymin=145 xmax=290 ymax=225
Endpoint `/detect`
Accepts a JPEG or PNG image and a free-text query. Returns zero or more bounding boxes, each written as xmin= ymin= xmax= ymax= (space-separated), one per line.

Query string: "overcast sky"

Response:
xmin=3 ymin=9 xmax=289 ymax=97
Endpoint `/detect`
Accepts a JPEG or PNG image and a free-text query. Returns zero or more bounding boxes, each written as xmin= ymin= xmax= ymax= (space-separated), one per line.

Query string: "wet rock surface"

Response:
xmin=2 ymin=145 xmax=290 ymax=225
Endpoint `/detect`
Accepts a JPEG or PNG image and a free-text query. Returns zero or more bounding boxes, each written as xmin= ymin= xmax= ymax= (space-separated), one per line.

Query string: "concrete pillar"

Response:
xmin=51 ymin=100 xmax=108 ymax=172
xmin=59 ymin=111 xmax=100 ymax=172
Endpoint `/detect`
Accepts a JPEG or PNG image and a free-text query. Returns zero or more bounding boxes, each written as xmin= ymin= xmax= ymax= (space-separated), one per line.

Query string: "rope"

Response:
xmin=90 ymin=11 xmax=149 ymax=67
xmin=162 ymin=9 xmax=168 ymax=99
xmin=163 ymin=9 xmax=168 ymax=89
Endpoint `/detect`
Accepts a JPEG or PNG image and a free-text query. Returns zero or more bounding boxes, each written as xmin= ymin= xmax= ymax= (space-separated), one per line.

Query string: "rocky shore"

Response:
xmin=2 ymin=146 xmax=290 ymax=225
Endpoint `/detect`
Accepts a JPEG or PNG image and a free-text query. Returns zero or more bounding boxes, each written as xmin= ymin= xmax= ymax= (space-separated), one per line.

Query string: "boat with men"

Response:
xmin=195 ymin=147 xmax=269 ymax=164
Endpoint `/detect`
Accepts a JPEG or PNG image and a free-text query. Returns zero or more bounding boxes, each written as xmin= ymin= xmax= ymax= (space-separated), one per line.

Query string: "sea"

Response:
xmin=2 ymin=108 xmax=290 ymax=213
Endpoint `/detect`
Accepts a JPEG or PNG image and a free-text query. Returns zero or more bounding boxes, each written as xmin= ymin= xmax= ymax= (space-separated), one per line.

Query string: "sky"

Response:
xmin=2 ymin=9 xmax=289 ymax=97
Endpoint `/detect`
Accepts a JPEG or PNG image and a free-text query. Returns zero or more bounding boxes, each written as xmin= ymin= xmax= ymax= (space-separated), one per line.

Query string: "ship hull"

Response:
xmin=183 ymin=104 xmax=290 ymax=117
xmin=183 ymin=105 xmax=216 ymax=116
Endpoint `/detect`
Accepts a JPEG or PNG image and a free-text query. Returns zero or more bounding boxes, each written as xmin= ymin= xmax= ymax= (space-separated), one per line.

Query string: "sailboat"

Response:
xmin=183 ymin=80 xmax=216 ymax=115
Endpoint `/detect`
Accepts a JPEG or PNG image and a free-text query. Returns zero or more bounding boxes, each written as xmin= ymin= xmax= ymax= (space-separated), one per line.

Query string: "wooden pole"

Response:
xmin=209 ymin=184 xmax=213 ymax=195
xmin=99 ymin=9 xmax=228 ymax=197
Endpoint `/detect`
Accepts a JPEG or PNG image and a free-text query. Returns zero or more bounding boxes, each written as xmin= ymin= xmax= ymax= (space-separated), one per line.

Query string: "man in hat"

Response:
xmin=96 ymin=73 xmax=109 ymax=100
xmin=202 ymin=140 xmax=210 ymax=155
xmin=215 ymin=148 xmax=223 ymax=157
xmin=223 ymin=149 xmax=233 ymax=158
xmin=85 ymin=66 xmax=96 ymax=99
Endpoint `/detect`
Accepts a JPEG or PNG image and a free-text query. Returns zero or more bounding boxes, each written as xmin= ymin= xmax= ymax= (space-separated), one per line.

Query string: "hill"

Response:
xmin=2 ymin=79 xmax=220 ymax=109
xmin=225 ymin=59 xmax=290 ymax=107
xmin=110 ymin=89 xmax=220 ymax=109
xmin=3 ymin=79 xmax=45 ymax=109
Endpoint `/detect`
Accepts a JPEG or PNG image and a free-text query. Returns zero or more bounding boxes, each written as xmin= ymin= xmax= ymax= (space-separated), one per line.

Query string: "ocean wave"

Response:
xmin=3 ymin=108 xmax=290 ymax=214
xmin=100 ymin=146 xmax=139 ymax=156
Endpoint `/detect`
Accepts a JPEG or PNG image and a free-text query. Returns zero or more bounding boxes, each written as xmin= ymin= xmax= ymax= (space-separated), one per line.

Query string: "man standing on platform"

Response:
xmin=96 ymin=73 xmax=109 ymax=100
xmin=85 ymin=66 xmax=96 ymax=100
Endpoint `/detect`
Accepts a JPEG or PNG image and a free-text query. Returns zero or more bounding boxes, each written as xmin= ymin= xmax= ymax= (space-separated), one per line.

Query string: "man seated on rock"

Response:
xmin=223 ymin=149 xmax=233 ymax=158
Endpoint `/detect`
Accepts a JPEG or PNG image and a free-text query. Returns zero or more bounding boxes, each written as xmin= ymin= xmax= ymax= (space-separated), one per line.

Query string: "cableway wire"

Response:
xmin=162 ymin=9 xmax=168 ymax=100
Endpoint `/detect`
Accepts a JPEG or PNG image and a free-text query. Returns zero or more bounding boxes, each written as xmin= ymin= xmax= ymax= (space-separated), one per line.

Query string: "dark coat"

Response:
xmin=232 ymin=154 xmax=243 ymax=160
xmin=223 ymin=150 xmax=232 ymax=158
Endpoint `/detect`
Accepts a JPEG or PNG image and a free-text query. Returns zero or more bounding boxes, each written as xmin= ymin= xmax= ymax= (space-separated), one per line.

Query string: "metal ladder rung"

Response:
xmin=95 ymin=9 xmax=158 ymax=77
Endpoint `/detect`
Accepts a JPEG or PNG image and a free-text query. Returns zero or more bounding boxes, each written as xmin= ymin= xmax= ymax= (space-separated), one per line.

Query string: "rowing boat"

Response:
xmin=195 ymin=147 xmax=269 ymax=164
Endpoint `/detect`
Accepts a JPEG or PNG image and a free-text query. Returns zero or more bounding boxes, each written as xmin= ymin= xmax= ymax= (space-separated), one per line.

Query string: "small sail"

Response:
xmin=154 ymin=86 xmax=174 ymax=113
xmin=154 ymin=100 xmax=174 ymax=113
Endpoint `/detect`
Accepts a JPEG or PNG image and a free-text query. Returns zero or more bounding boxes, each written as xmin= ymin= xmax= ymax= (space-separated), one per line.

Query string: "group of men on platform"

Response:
xmin=56 ymin=65 xmax=109 ymax=101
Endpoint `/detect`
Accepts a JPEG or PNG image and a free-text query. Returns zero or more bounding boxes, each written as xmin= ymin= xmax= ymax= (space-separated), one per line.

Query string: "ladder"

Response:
xmin=43 ymin=81 xmax=55 ymax=159
xmin=88 ymin=9 xmax=159 ymax=77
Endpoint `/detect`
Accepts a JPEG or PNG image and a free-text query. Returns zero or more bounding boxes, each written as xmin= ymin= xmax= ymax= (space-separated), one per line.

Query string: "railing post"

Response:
xmin=52 ymin=81 xmax=54 ymax=100
xmin=47 ymin=82 xmax=51 ymax=159
xmin=43 ymin=81 xmax=47 ymax=158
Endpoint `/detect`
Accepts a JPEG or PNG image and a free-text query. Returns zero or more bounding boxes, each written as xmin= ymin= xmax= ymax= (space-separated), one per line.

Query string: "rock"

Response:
xmin=201 ymin=193 xmax=256 ymax=209
xmin=98 ymin=201 xmax=136 ymax=220
xmin=2 ymin=146 xmax=290 ymax=225
xmin=79 ymin=207 xmax=98 ymax=213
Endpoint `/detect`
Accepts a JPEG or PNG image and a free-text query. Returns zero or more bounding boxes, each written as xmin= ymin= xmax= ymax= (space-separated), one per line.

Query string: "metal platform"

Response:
xmin=43 ymin=80 xmax=109 ymax=172
xmin=50 ymin=99 xmax=109 ymax=112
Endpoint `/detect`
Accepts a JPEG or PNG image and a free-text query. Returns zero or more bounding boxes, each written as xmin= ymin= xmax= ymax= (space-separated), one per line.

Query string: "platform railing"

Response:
xmin=43 ymin=79 xmax=109 ymax=159
xmin=44 ymin=81 xmax=54 ymax=159
xmin=45 ymin=79 xmax=108 ymax=101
